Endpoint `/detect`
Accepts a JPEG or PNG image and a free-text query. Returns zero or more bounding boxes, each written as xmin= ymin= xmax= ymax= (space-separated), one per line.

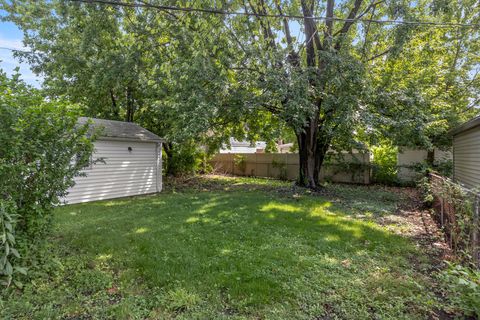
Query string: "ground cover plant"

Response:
xmin=0 ymin=176 xmax=455 ymax=319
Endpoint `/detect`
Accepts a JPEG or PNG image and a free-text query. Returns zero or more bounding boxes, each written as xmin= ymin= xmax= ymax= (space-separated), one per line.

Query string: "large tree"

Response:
xmin=3 ymin=0 xmax=479 ymax=186
xmin=1 ymin=0 xmax=243 ymax=174
xmin=222 ymin=0 xmax=479 ymax=187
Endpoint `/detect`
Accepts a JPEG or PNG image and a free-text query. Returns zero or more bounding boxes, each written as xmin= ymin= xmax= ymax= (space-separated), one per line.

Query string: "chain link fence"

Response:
xmin=429 ymin=173 xmax=480 ymax=267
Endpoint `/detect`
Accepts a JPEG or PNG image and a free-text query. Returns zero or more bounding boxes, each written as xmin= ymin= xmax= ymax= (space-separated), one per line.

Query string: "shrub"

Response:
xmin=234 ymin=154 xmax=247 ymax=174
xmin=371 ymin=145 xmax=398 ymax=185
xmin=0 ymin=70 xmax=94 ymax=288
xmin=164 ymin=141 xmax=209 ymax=176
xmin=440 ymin=263 xmax=480 ymax=318
xmin=413 ymin=159 xmax=453 ymax=178
xmin=271 ymin=160 xmax=288 ymax=180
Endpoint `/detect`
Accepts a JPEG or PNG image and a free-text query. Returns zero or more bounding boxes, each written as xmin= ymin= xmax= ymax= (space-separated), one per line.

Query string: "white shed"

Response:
xmin=64 ymin=117 xmax=164 ymax=204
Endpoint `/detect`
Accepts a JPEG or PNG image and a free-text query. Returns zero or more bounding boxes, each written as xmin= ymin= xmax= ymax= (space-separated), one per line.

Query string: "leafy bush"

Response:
xmin=0 ymin=70 xmax=94 ymax=288
xmin=271 ymin=160 xmax=288 ymax=180
xmin=412 ymin=159 xmax=453 ymax=178
xmin=234 ymin=154 xmax=247 ymax=174
xmin=440 ymin=263 xmax=480 ymax=318
xmin=164 ymin=141 xmax=208 ymax=176
xmin=371 ymin=145 xmax=398 ymax=184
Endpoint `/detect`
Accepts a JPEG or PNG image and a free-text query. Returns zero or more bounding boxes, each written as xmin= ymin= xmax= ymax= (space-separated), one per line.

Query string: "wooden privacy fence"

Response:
xmin=430 ymin=173 xmax=480 ymax=267
xmin=210 ymin=153 xmax=371 ymax=184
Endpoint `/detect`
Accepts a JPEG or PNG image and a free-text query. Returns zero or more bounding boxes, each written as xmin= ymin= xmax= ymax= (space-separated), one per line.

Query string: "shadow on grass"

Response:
xmin=52 ymin=189 xmax=429 ymax=318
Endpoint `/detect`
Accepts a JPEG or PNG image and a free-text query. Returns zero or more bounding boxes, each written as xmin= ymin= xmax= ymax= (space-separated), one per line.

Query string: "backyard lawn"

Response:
xmin=2 ymin=176 xmax=445 ymax=319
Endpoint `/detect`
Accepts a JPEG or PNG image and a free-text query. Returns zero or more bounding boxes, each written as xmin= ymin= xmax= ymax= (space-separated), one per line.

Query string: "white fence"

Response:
xmin=397 ymin=148 xmax=452 ymax=182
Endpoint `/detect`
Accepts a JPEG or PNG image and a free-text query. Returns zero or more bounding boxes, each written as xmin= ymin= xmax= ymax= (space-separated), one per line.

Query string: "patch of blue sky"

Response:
xmin=0 ymin=12 xmax=42 ymax=87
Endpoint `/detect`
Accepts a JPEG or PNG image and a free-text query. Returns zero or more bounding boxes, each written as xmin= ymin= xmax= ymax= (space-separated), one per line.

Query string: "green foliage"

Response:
xmin=0 ymin=70 xmax=94 ymax=288
xmin=271 ymin=160 xmax=288 ymax=181
xmin=1 ymin=177 xmax=444 ymax=318
xmin=424 ymin=174 xmax=479 ymax=266
xmin=164 ymin=141 xmax=207 ymax=177
xmin=418 ymin=177 xmax=434 ymax=207
xmin=233 ymin=154 xmax=247 ymax=174
xmin=440 ymin=263 xmax=480 ymax=318
xmin=413 ymin=159 xmax=453 ymax=178
xmin=3 ymin=0 xmax=479 ymax=182
xmin=372 ymin=145 xmax=398 ymax=185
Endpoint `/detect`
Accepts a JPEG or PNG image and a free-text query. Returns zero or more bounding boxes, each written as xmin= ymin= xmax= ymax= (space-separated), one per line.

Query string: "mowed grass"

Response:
xmin=1 ymin=177 xmax=439 ymax=319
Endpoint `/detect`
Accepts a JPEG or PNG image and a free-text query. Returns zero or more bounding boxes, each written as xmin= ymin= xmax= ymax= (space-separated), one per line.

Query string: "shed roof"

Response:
xmin=450 ymin=115 xmax=480 ymax=136
xmin=78 ymin=117 xmax=164 ymax=143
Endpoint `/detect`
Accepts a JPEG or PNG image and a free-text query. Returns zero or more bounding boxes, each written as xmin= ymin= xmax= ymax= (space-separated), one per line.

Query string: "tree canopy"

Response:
xmin=2 ymin=0 xmax=479 ymax=185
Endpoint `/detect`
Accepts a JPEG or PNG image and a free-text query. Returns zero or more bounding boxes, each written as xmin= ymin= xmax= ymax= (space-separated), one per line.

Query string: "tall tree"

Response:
xmin=1 ymin=0 xmax=243 ymax=174
xmin=222 ymin=0 xmax=479 ymax=187
xmin=3 ymin=0 xmax=479 ymax=185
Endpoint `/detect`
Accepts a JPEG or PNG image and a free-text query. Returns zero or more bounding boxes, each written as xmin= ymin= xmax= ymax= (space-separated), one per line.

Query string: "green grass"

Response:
xmin=1 ymin=176 xmax=440 ymax=319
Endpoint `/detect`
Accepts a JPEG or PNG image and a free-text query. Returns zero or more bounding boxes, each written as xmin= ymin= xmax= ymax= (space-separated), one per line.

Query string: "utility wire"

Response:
xmin=69 ymin=0 xmax=480 ymax=28
xmin=0 ymin=47 xmax=32 ymax=54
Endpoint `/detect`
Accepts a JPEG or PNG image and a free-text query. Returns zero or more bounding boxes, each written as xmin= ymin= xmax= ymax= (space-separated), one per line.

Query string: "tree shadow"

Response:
xmin=54 ymin=188 xmax=430 ymax=318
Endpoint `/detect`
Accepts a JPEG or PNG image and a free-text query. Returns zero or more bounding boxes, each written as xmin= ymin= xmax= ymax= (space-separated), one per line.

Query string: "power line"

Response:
xmin=69 ymin=0 xmax=480 ymax=28
xmin=0 ymin=47 xmax=32 ymax=54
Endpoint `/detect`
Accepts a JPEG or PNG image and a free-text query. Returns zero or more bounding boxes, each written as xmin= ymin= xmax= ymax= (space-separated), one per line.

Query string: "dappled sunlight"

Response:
xmin=194 ymin=198 xmax=222 ymax=215
xmin=323 ymin=234 xmax=341 ymax=242
xmin=220 ymin=248 xmax=232 ymax=255
xmin=185 ymin=217 xmax=220 ymax=224
xmin=50 ymin=178 xmax=431 ymax=319
xmin=135 ymin=227 xmax=149 ymax=234
xmin=260 ymin=202 xmax=302 ymax=213
xmin=96 ymin=253 xmax=113 ymax=261
xmin=69 ymin=211 xmax=77 ymax=216
xmin=309 ymin=202 xmax=333 ymax=217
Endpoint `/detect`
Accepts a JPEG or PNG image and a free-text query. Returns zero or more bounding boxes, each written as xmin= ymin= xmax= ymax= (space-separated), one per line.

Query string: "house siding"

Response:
xmin=454 ymin=127 xmax=480 ymax=189
xmin=64 ymin=139 xmax=161 ymax=204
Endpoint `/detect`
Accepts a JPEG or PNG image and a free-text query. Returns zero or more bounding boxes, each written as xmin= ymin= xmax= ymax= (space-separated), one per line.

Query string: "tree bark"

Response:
xmin=109 ymin=89 xmax=120 ymax=119
xmin=125 ymin=86 xmax=135 ymax=122
xmin=163 ymin=142 xmax=175 ymax=176
xmin=297 ymin=126 xmax=331 ymax=189
xmin=427 ymin=149 xmax=435 ymax=166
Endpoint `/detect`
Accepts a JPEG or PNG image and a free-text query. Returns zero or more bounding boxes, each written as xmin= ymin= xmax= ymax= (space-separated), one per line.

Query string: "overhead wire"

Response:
xmin=68 ymin=0 xmax=480 ymax=29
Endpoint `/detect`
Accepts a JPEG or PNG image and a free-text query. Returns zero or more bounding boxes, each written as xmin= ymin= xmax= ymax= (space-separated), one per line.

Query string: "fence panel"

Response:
xmin=210 ymin=152 xmax=371 ymax=185
xmin=429 ymin=173 xmax=480 ymax=267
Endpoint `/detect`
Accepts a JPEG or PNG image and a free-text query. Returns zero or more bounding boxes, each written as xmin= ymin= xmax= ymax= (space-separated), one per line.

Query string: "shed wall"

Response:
xmin=454 ymin=127 xmax=480 ymax=189
xmin=64 ymin=139 xmax=161 ymax=204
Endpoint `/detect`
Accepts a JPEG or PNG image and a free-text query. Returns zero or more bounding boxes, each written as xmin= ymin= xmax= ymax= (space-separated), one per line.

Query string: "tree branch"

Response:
xmin=365 ymin=48 xmax=390 ymax=62
xmin=334 ymin=0 xmax=363 ymax=50
xmin=275 ymin=0 xmax=300 ymax=67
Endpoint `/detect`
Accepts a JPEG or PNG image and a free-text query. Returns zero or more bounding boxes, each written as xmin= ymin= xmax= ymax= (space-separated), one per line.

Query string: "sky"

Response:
xmin=0 ymin=17 xmax=42 ymax=88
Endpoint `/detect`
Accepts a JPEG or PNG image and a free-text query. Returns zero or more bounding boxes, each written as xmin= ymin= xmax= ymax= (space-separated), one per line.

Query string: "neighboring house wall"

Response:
xmin=397 ymin=148 xmax=452 ymax=183
xmin=453 ymin=127 xmax=480 ymax=189
xmin=210 ymin=152 xmax=371 ymax=184
xmin=64 ymin=139 xmax=162 ymax=204
xmin=219 ymin=139 xmax=267 ymax=153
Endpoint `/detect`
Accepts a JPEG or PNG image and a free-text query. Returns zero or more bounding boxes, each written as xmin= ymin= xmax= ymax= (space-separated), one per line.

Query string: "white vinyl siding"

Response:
xmin=64 ymin=139 xmax=161 ymax=204
xmin=454 ymin=127 xmax=480 ymax=189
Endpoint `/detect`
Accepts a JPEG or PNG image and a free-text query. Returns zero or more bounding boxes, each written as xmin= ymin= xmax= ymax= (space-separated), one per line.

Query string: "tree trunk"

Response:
xmin=426 ymin=149 xmax=435 ymax=166
xmin=109 ymin=89 xmax=120 ymax=119
xmin=163 ymin=142 xmax=175 ymax=176
xmin=125 ymin=86 xmax=135 ymax=122
xmin=296 ymin=125 xmax=331 ymax=189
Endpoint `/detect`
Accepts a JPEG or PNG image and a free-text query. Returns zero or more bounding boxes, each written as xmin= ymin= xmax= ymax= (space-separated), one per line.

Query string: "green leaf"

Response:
xmin=10 ymin=248 xmax=20 ymax=258
xmin=5 ymin=261 xmax=13 ymax=275
xmin=6 ymin=232 xmax=15 ymax=244
xmin=14 ymin=266 xmax=28 ymax=275
xmin=13 ymin=279 xmax=23 ymax=289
